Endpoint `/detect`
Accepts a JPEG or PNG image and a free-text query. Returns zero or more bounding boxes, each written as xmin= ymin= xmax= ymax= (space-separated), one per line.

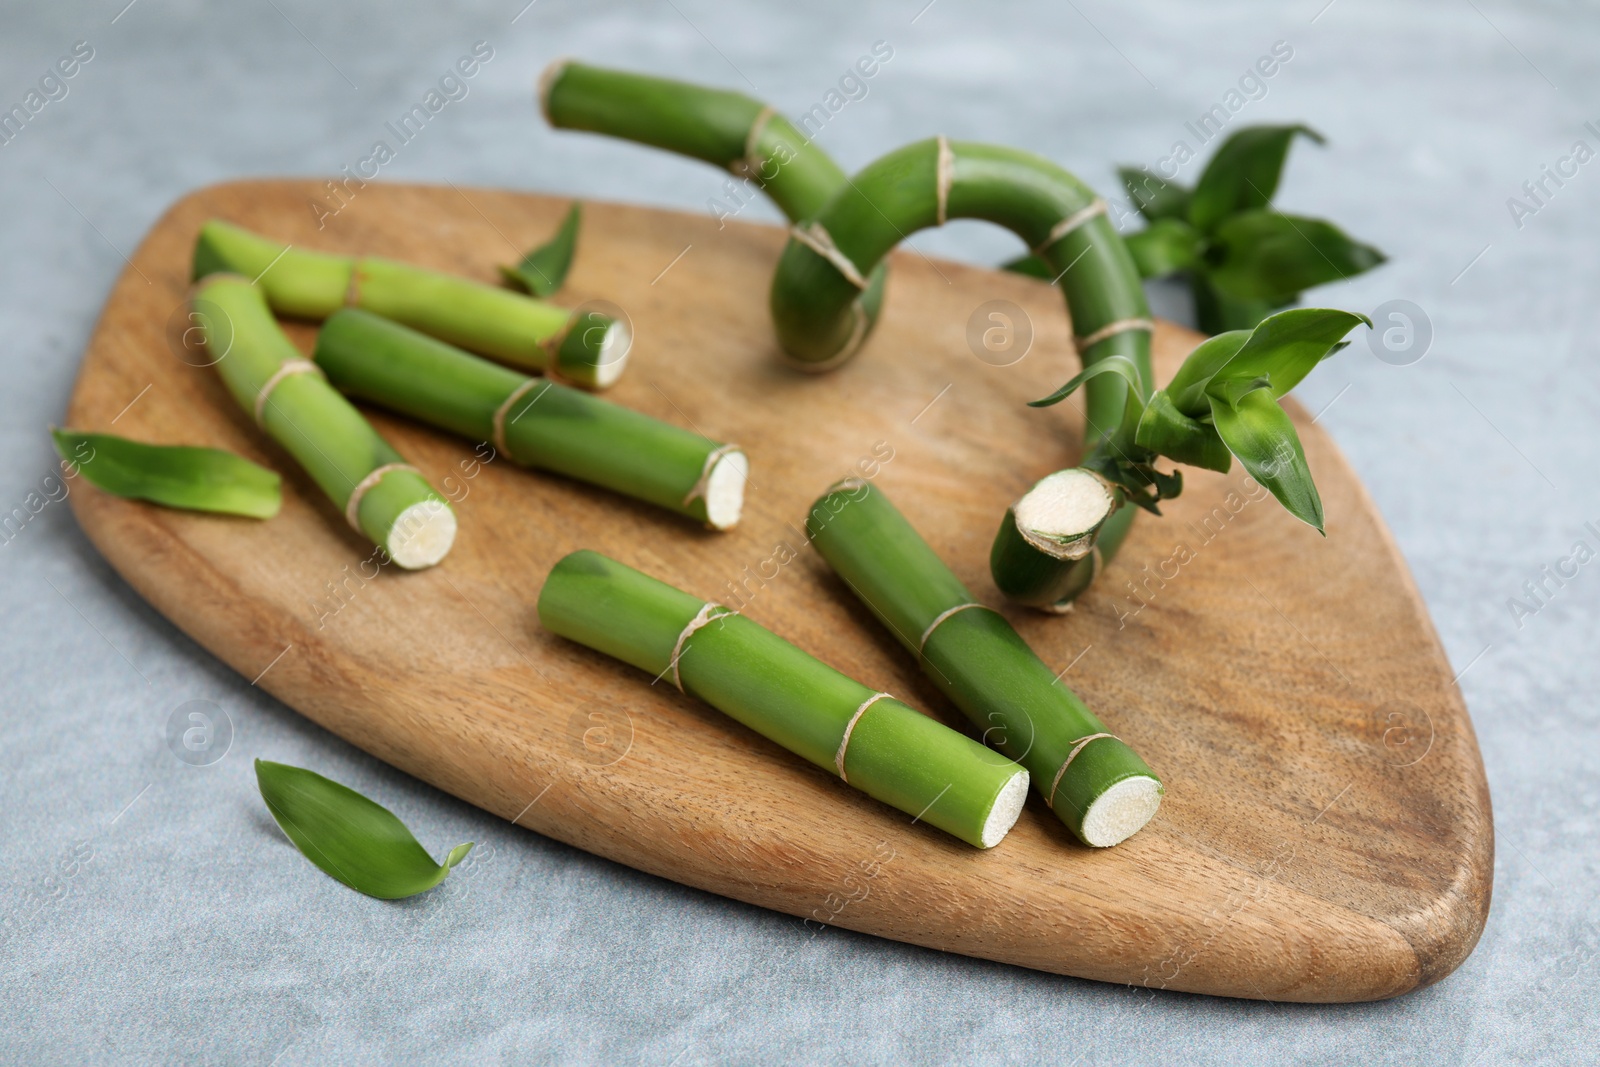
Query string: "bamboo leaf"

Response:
xmin=1164 ymin=331 xmax=1250 ymax=415
xmin=500 ymin=202 xmax=582 ymax=297
xmin=1207 ymin=389 xmax=1323 ymax=531
xmin=999 ymin=253 xmax=1055 ymax=280
xmin=1187 ymin=124 xmax=1324 ymax=232
xmin=1213 ymin=307 xmax=1369 ymax=397
xmin=52 ymin=430 xmax=281 ymax=519
xmin=1168 ymin=308 xmax=1368 ymax=414
xmin=1125 ymin=218 xmax=1203 ymax=278
xmin=1119 ymin=166 xmax=1191 ymax=222
xmin=1135 ymin=391 xmax=1232 ymax=472
xmin=1207 ymin=210 xmax=1386 ymax=303
xmin=1029 ymin=355 xmax=1146 ymax=409
xmin=255 ymin=759 xmax=473 ymax=900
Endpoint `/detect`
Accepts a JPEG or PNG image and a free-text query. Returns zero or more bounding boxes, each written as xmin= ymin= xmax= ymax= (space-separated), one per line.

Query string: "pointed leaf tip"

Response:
xmin=503 ymin=202 xmax=582 ymax=297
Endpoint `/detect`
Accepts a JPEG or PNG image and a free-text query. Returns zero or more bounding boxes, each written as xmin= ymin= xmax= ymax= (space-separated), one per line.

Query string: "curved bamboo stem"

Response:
xmin=539 ymin=60 xmax=890 ymax=371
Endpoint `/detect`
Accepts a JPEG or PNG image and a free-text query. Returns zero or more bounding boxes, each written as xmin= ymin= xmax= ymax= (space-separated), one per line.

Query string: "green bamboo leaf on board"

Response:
xmin=499 ymin=202 xmax=582 ymax=297
xmin=255 ymin=759 xmax=473 ymax=900
xmin=1187 ymin=124 xmax=1324 ymax=233
xmin=1207 ymin=388 xmax=1323 ymax=532
xmin=1118 ymin=166 xmax=1191 ymax=222
xmin=1124 ymin=217 xmax=1203 ymax=278
xmin=52 ymin=429 xmax=281 ymax=519
xmin=1029 ymin=355 xmax=1146 ymax=409
xmin=1207 ymin=210 xmax=1386 ymax=304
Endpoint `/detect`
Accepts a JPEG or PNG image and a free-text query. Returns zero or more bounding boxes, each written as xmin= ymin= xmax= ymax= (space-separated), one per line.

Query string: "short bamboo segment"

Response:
xmin=190 ymin=275 xmax=455 ymax=569
xmin=313 ymin=309 xmax=747 ymax=530
xmin=538 ymin=550 xmax=1030 ymax=848
xmin=806 ymin=480 xmax=1162 ymax=847
xmin=192 ymin=220 xmax=628 ymax=390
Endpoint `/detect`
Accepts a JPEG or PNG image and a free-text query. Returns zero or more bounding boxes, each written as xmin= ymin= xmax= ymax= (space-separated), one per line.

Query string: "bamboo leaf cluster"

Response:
xmin=1030 ymin=307 xmax=1369 ymax=531
xmin=1117 ymin=125 xmax=1386 ymax=334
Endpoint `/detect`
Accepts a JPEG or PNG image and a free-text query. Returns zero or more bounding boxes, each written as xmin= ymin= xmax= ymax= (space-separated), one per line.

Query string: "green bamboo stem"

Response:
xmin=313 ymin=309 xmax=747 ymax=530
xmin=806 ymin=480 xmax=1162 ymax=847
xmin=539 ymin=550 xmax=1029 ymax=848
xmin=191 ymin=275 xmax=455 ymax=568
xmin=768 ymin=137 xmax=1157 ymax=608
xmin=192 ymin=220 xmax=628 ymax=390
xmin=539 ymin=60 xmax=889 ymax=370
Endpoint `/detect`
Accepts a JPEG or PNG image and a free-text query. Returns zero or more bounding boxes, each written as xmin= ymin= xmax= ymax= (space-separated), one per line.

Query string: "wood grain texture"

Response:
xmin=64 ymin=180 xmax=1491 ymax=1002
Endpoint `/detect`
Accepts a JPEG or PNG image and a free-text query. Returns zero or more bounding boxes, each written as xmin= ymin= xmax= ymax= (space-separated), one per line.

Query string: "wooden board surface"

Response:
xmin=64 ymin=180 xmax=1491 ymax=1002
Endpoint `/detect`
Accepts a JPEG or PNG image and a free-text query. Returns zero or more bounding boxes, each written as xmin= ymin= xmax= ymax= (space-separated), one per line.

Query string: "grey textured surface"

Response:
xmin=1 ymin=0 xmax=1595 ymax=1063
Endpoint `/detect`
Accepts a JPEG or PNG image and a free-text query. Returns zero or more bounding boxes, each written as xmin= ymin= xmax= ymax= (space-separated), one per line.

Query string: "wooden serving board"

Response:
xmin=65 ymin=180 xmax=1491 ymax=1002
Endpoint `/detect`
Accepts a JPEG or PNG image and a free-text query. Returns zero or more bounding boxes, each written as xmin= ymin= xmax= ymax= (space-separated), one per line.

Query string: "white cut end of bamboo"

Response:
xmin=591 ymin=318 xmax=632 ymax=388
xmin=385 ymin=499 xmax=457 ymax=570
xmin=1080 ymin=775 xmax=1162 ymax=848
xmin=1014 ymin=469 xmax=1115 ymax=560
xmin=979 ymin=769 xmax=1031 ymax=848
xmin=703 ymin=449 xmax=749 ymax=531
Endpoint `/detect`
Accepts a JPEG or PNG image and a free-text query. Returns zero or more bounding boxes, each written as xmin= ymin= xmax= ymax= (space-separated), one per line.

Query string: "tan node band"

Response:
xmin=918 ymin=602 xmax=991 ymax=655
xmin=343 ymin=463 xmax=422 ymax=533
xmin=253 ymin=359 xmax=324 ymax=428
xmin=834 ymin=692 xmax=894 ymax=782
xmin=935 ymin=135 xmax=954 ymax=227
xmin=1033 ymin=199 xmax=1109 ymax=256
xmin=665 ymin=601 xmax=737 ymax=693
xmin=492 ymin=378 xmax=543 ymax=457
xmin=790 ymin=223 xmax=869 ymax=290
xmin=1046 ymin=733 xmax=1120 ymax=810
xmin=1074 ymin=318 xmax=1155 ymax=352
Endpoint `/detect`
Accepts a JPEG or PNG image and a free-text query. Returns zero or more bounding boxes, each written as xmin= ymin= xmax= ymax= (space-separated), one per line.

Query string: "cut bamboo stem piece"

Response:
xmin=991 ymin=469 xmax=1123 ymax=610
xmin=190 ymin=275 xmax=455 ymax=569
xmin=538 ymin=60 xmax=889 ymax=370
xmin=313 ymin=309 xmax=746 ymax=530
xmin=538 ymin=550 xmax=1029 ymax=848
xmin=763 ymin=137 xmax=1156 ymax=607
xmin=192 ymin=219 xmax=629 ymax=390
xmin=806 ymin=480 xmax=1162 ymax=847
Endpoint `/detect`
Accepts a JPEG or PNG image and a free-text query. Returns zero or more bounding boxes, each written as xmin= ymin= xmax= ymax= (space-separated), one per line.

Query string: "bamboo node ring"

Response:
xmin=918 ymin=602 xmax=991 ymax=655
xmin=666 ymin=602 xmax=738 ymax=693
xmin=835 ymin=691 xmax=894 ymax=782
xmin=1073 ymin=318 xmax=1155 ymax=353
xmin=344 ymin=462 xmax=422 ymax=533
xmin=1046 ymin=733 xmax=1120 ymax=810
xmin=790 ymin=223 xmax=869 ymax=290
xmin=253 ymin=359 xmax=324 ymax=428
xmin=492 ymin=378 xmax=544 ymax=457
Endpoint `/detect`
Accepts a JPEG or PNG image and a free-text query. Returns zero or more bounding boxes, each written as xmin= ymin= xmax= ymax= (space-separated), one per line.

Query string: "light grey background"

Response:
xmin=1 ymin=1 xmax=1595 ymax=1063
